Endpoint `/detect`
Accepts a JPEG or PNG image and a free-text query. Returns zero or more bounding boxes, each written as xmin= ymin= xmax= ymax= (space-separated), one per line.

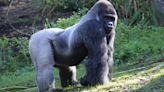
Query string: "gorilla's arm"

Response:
xmin=82 ymin=35 xmax=109 ymax=86
xmin=55 ymin=65 xmax=80 ymax=88
xmin=80 ymin=21 xmax=110 ymax=86
xmin=106 ymin=32 xmax=115 ymax=80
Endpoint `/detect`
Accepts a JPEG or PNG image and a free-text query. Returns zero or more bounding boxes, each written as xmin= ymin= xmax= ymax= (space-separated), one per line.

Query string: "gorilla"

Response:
xmin=29 ymin=0 xmax=117 ymax=92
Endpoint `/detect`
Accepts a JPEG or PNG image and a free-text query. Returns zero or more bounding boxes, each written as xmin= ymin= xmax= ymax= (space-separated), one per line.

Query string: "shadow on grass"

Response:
xmin=134 ymin=75 xmax=164 ymax=92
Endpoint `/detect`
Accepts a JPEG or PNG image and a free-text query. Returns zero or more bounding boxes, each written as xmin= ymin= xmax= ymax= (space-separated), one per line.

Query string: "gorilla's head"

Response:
xmin=88 ymin=0 xmax=118 ymax=35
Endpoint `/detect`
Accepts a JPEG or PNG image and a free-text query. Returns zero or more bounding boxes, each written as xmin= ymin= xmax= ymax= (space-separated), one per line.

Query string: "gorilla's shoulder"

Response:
xmin=77 ymin=20 xmax=106 ymax=38
xmin=85 ymin=20 xmax=101 ymax=24
xmin=83 ymin=20 xmax=102 ymax=30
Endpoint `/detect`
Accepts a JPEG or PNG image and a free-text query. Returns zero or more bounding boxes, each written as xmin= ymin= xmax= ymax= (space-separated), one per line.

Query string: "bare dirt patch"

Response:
xmin=0 ymin=0 xmax=73 ymax=38
xmin=0 ymin=1 xmax=42 ymax=38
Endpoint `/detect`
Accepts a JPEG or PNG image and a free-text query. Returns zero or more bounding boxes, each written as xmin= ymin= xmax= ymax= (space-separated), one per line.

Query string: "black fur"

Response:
xmin=29 ymin=0 xmax=117 ymax=92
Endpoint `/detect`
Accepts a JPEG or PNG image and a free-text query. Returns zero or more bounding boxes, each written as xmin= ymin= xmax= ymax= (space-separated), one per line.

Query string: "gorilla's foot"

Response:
xmin=80 ymin=76 xmax=91 ymax=86
xmin=71 ymin=81 xmax=81 ymax=86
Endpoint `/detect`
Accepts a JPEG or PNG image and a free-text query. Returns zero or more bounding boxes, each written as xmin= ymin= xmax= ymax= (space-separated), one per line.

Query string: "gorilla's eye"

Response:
xmin=104 ymin=16 xmax=115 ymax=21
xmin=104 ymin=16 xmax=110 ymax=19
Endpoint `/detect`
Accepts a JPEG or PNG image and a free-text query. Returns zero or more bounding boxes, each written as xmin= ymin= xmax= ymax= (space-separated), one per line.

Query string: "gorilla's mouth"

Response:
xmin=106 ymin=29 xmax=112 ymax=34
xmin=104 ymin=24 xmax=113 ymax=34
xmin=108 ymin=27 xmax=113 ymax=30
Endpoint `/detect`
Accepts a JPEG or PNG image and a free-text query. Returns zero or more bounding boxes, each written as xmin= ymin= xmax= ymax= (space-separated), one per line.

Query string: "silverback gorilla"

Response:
xmin=29 ymin=0 xmax=117 ymax=91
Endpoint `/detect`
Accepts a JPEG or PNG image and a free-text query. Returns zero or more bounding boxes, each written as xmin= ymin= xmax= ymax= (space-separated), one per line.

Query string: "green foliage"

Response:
xmin=114 ymin=22 xmax=164 ymax=66
xmin=0 ymin=36 xmax=32 ymax=75
xmin=0 ymin=36 xmax=13 ymax=61
xmin=44 ymin=0 xmax=85 ymax=11
xmin=110 ymin=0 xmax=164 ymax=26
xmin=41 ymin=0 xmax=96 ymax=16
xmin=40 ymin=0 xmax=164 ymax=26
xmin=44 ymin=8 xmax=88 ymax=29
xmin=35 ymin=0 xmax=164 ymax=26
xmin=129 ymin=1 xmax=158 ymax=26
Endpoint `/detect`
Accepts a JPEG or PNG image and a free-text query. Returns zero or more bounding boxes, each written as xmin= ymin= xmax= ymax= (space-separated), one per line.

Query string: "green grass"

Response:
xmin=64 ymin=62 xmax=164 ymax=92
xmin=0 ymin=70 xmax=36 ymax=88
xmin=0 ymin=61 xmax=164 ymax=92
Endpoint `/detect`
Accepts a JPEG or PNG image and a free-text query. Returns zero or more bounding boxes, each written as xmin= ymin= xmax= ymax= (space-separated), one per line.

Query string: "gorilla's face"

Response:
xmin=103 ymin=14 xmax=116 ymax=34
xmin=98 ymin=2 xmax=117 ymax=35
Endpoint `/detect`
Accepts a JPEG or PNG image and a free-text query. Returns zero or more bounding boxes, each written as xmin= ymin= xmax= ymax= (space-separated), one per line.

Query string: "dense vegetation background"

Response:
xmin=0 ymin=0 xmax=164 ymax=92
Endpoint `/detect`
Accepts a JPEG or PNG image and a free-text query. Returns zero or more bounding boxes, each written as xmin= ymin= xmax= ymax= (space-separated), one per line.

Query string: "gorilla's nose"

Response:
xmin=108 ymin=22 xmax=113 ymax=28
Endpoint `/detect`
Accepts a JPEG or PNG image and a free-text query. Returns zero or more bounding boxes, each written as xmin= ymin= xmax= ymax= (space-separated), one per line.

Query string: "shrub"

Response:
xmin=44 ymin=8 xmax=88 ymax=29
xmin=40 ymin=0 xmax=96 ymax=16
xmin=114 ymin=22 xmax=164 ymax=66
xmin=0 ymin=36 xmax=32 ymax=75
xmin=109 ymin=0 xmax=164 ymax=26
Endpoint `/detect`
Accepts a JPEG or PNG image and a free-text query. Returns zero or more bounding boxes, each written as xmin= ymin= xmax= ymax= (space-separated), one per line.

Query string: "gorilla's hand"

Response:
xmin=80 ymin=76 xmax=91 ymax=86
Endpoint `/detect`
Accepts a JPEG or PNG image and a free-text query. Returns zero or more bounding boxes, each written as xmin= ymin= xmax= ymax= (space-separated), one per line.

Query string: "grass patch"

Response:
xmin=0 ymin=69 xmax=36 ymax=88
xmin=64 ymin=62 xmax=164 ymax=92
xmin=1 ymin=62 xmax=164 ymax=92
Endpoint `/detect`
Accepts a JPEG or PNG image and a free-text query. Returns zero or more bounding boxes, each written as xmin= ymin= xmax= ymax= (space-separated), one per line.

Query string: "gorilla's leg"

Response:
xmin=106 ymin=34 xmax=115 ymax=81
xmin=107 ymin=51 xmax=114 ymax=81
xmin=29 ymin=37 xmax=64 ymax=92
xmin=56 ymin=66 xmax=80 ymax=87
xmin=108 ymin=63 xmax=113 ymax=80
xmin=36 ymin=65 xmax=55 ymax=92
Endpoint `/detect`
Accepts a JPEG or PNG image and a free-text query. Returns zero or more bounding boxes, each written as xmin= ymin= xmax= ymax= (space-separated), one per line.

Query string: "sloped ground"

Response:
xmin=65 ymin=62 xmax=164 ymax=92
xmin=0 ymin=1 xmax=43 ymax=38
xmin=0 ymin=1 xmax=72 ymax=38
xmin=0 ymin=61 xmax=164 ymax=92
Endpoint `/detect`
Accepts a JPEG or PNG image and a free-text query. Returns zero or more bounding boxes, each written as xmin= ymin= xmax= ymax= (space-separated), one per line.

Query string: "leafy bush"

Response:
xmin=40 ymin=0 xmax=96 ymax=16
xmin=110 ymin=0 xmax=164 ymax=26
xmin=44 ymin=0 xmax=84 ymax=11
xmin=44 ymin=8 xmax=88 ymax=29
xmin=37 ymin=0 xmax=164 ymax=26
xmin=0 ymin=36 xmax=32 ymax=75
xmin=114 ymin=22 xmax=164 ymax=66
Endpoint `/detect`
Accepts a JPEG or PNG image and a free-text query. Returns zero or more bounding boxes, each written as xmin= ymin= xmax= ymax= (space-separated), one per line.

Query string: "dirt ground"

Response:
xmin=0 ymin=1 xmax=41 ymax=38
xmin=0 ymin=0 xmax=72 ymax=38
